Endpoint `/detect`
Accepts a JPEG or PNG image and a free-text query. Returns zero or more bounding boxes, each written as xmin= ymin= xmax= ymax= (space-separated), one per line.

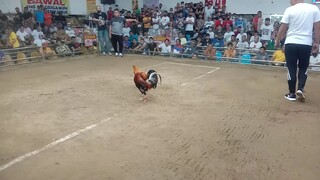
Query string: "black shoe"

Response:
xmin=296 ymin=90 xmax=305 ymax=102
xmin=284 ymin=93 xmax=296 ymax=101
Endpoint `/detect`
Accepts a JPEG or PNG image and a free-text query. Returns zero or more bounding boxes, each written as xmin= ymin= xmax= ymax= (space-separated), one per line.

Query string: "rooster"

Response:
xmin=133 ymin=65 xmax=162 ymax=102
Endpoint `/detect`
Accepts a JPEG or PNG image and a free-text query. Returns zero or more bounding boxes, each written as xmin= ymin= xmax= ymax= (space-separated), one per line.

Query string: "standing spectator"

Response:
xmin=195 ymin=2 xmax=204 ymax=19
xmin=235 ymin=15 xmax=246 ymax=29
xmin=252 ymin=11 xmax=262 ymax=32
xmin=185 ymin=12 xmax=195 ymax=38
xmin=160 ymin=11 xmax=170 ymax=29
xmin=204 ymin=3 xmax=214 ymax=21
xmin=109 ymin=9 xmax=137 ymax=57
xmin=22 ymin=7 xmax=34 ymax=30
xmin=276 ymin=0 xmax=320 ymax=101
xmin=35 ymin=5 xmax=45 ymax=28
xmin=107 ymin=7 xmax=113 ymax=21
xmin=174 ymin=11 xmax=185 ymax=32
xmin=196 ymin=14 xmax=205 ymax=30
xmin=44 ymin=9 xmax=52 ymax=27
xmin=54 ymin=12 xmax=67 ymax=28
xmin=152 ymin=13 xmax=160 ymax=34
xmin=14 ymin=7 xmax=23 ymax=31
xmin=142 ymin=12 xmax=152 ymax=33
xmin=260 ymin=18 xmax=273 ymax=46
xmin=93 ymin=5 xmax=110 ymax=56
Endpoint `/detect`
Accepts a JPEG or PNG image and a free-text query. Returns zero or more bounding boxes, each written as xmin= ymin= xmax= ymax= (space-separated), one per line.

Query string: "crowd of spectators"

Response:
xmin=0 ymin=1 xmax=286 ymax=64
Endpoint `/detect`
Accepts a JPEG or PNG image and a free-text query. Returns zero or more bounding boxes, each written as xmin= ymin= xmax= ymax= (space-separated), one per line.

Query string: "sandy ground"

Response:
xmin=0 ymin=55 xmax=319 ymax=180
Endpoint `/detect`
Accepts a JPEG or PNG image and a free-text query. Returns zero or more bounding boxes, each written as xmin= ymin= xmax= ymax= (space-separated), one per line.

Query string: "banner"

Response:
xmin=86 ymin=0 xmax=96 ymax=14
xmin=21 ymin=0 xmax=69 ymax=15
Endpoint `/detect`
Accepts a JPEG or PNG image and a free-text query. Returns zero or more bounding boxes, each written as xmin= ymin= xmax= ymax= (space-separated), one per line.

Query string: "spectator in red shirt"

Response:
xmin=252 ymin=11 xmax=262 ymax=32
xmin=44 ymin=9 xmax=52 ymax=27
xmin=107 ymin=7 xmax=113 ymax=21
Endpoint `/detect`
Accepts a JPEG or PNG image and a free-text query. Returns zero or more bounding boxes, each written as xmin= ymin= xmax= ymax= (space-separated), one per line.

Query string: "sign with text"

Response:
xmin=21 ymin=0 xmax=70 ymax=15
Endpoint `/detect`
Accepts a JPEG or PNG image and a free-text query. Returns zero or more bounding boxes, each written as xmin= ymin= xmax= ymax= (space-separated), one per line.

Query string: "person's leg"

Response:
xmin=104 ymin=30 xmax=111 ymax=54
xmin=118 ymin=35 xmax=124 ymax=54
xmin=284 ymin=44 xmax=298 ymax=100
xmin=111 ymin=34 xmax=118 ymax=53
xmin=296 ymin=45 xmax=312 ymax=101
xmin=297 ymin=45 xmax=312 ymax=91
xmin=97 ymin=30 xmax=104 ymax=53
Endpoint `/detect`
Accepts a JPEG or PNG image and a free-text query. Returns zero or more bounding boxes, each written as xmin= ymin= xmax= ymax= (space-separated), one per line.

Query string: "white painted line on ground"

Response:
xmin=180 ymin=68 xmax=220 ymax=87
xmin=0 ymin=114 xmax=118 ymax=172
xmin=164 ymin=62 xmax=219 ymax=69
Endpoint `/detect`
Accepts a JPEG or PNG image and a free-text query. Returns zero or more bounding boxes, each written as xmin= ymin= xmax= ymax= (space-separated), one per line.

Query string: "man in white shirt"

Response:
xmin=204 ymin=16 xmax=214 ymax=28
xmin=157 ymin=39 xmax=172 ymax=55
xmin=204 ymin=3 xmax=214 ymax=21
xmin=122 ymin=23 xmax=131 ymax=37
xmin=185 ymin=13 xmax=195 ymax=39
xmin=32 ymin=26 xmax=44 ymax=40
xmin=237 ymin=34 xmax=249 ymax=49
xmin=16 ymin=25 xmax=28 ymax=43
xmin=160 ymin=11 xmax=170 ymax=29
xmin=224 ymin=27 xmax=235 ymax=43
xmin=276 ymin=0 xmax=320 ymax=102
xmin=250 ymin=36 xmax=262 ymax=50
xmin=260 ymin=18 xmax=273 ymax=45
xmin=33 ymin=35 xmax=47 ymax=47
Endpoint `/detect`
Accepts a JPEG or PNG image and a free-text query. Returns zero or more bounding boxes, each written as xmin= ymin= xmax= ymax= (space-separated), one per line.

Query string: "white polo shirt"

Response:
xmin=281 ymin=3 xmax=320 ymax=46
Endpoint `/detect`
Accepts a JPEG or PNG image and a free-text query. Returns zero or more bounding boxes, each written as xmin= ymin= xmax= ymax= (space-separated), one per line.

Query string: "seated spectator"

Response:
xmin=178 ymin=32 xmax=187 ymax=45
xmin=191 ymin=28 xmax=200 ymax=40
xmin=183 ymin=40 xmax=198 ymax=59
xmin=54 ymin=12 xmax=67 ymax=28
xmin=173 ymin=39 xmax=183 ymax=54
xmin=123 ymin=36 xmax=131 ymax=51
xmin=56 ymin=24 xmax=67 ymax=42
xmin=230 ymin=35 xmax=237 ymax=48
xmin=224 ymin=42 xmax=236 ymax=58
xmin=49 ymin=32 xmax=59 ymax=44
xmin=6 ymin=27 xmax=20 ymax=48
xmin=196 ymin=35 xmax=203 ymax=46
xmin=236 ymin=34 xmax=249 ymax=49
xmin=122 ymin=23 xmax=131 ymax=37
xmin=55 ymin=39 xmax=72 ymax=56
xmin=204 ymin=16 xmax=214 ymax=29
xmin=214 ymin=24 xmax=224 ymax=36
xmin=250 ymin=36 xmax=263 ymax=51
xmin=16 ymin=25 xmax=29 ymax=46
xmin=236 ymin=27 xmax=247 ymax=41
xmin=201 ymin=33 xmax=212 ymax=46
xmin=249 ymin=31 xmax=260 ymax=43
xmin=130 ymin=38 xmax=140 ymax=52
xmin=207 ymin=27 xmax=215 ymax=39
xmin=157 ymin=39 xmax=172 ymax=55
xmin=224 ymin=26 xmax=234 ymax=43
xmin=32 ymin=26 xmax=44 ymax=40
xmin=253 ymin=46 xmax=269 ymax=64
xmin=212 ymin=33 xmax=224 ymax=48
xmin=68 ymin=36 xmax=81 ymax=55
xmin=146 ymin=37 xmax=157 ymax=55
xmin=196 ymin=14 xmax=205 ymax=30
xmin=137 ymin=37 xmax=147 ymax=54
xmin=43 ymin=25 xmax=51 ymax=37
xmin=129 ymin=31 xmax=139 ymax=42
xmin=204 ymin=44 xmax=216 ymax=60
xmin=33 ymin=34 xmax=47 ymax=47
xmin=65 ymin=23 xmax=75 ymax=38
xmin=270 ymin=45 xmax=286 ymax=66
xmin=39 ymin=41 xmax=56 ymax=58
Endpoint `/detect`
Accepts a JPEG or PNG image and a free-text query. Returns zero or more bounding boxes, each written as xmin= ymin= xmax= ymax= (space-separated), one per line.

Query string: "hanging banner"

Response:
xmin=21 ymin=0 xmax=70 ymax=15
xmin=86 ymin=0 xmax=96 ymax=14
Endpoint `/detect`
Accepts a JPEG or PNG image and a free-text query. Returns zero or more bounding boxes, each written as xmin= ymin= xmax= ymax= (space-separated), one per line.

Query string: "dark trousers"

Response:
xmin=111 ymin=34 xmax=123 ymax=53
xmin=285 ymin=44 xmax=311 ymax=93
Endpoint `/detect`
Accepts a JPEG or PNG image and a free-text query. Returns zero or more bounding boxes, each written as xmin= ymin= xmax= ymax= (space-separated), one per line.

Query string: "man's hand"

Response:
xmin=311 ymin=42 xmax=319 ymax=57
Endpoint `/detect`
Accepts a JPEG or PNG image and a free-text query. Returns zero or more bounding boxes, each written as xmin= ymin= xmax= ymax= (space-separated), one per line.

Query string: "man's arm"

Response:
xmin=312 ymin=21 xmax=320 ymax=57
xmin=275 ymin=23 xmax=288 ymax=47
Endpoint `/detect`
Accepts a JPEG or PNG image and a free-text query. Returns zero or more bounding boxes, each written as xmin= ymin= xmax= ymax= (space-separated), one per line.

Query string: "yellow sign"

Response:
xmin=86 ymin=0 xmax=96 ymax=14
xmin=21 ymin=0 xmax=69 ymax=15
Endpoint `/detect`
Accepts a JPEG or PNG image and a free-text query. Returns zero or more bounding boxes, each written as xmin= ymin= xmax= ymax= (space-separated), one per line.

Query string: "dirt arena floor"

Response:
xmin=0 ymin=55 xmax=319 ymax=180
